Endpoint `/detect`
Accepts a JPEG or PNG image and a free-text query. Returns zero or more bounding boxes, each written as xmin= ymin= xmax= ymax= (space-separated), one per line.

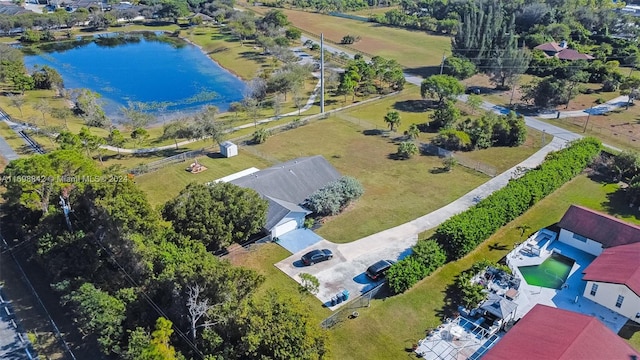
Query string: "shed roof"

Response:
xmin=558 ymin=205 xmax=640 ymax=248
xmin=484 ymin=305 xmax=640 ymax=360
xmin=583 ymin=242 xmax=640 ymax=296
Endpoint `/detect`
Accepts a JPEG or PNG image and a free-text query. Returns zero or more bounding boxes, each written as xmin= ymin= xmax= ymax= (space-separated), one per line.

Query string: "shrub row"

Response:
xmin=386 ymin=240 xmax=446 ymax=294
xmin=435 ymin=137 xmax=602 ymax=260
xmin=387 ymin=137 xmax=602 ymax=294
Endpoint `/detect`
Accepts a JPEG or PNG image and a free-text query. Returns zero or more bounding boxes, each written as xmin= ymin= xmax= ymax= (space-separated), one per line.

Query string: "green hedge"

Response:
xmin=387 ymin=240 xmax=446 ymax=294
xmin=435 ymin=137 xmax=602 ymax=260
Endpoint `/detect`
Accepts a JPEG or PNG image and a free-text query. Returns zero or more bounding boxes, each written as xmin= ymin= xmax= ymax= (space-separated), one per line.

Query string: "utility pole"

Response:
xmin=583 ymin=109 xmax=592 ymax=133
xmin=320 ymin=33 xmax=325 ymax=114
xmin=439 ymin=52 xmax=446 ymax=75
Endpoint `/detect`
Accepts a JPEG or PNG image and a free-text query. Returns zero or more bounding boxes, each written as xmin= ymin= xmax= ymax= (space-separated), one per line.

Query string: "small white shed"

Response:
xmin=220 ymin=141 xmax=238 ymax=158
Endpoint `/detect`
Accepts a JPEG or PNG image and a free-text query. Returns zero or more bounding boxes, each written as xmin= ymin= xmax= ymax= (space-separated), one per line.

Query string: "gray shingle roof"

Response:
xmin=231 ymin=156 xmax=341 ymax=230
xmin=231 ymin=155 xmax=341 ymax=205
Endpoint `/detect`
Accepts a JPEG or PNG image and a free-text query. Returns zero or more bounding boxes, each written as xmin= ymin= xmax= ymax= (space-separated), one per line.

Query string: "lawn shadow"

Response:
xmin=393 ymin=99 xmax=432 ymax=113
xmin=362 ymin=129 xmax=385 ymax=136
xmin=617 ymin=319 xmax=640 ymax=340
xmin=436 ymin=274 xmax=464 ymax=321
xmin=205 ymin=152 xmax=225 ymax=159
xmin=404 ymin=66 xmax=441 ymax=78
xmin=429 ymin=167 xmax=449 ymax=174
xmin=488 ymin=242 xmax=509 ymax=251
xmin=601 ymin=188 xmax=640 ymax=219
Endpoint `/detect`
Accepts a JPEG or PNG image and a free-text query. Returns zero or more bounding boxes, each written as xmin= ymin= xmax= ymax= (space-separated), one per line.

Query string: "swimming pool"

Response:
xmin=518 ymin=253 xmax=575 ymax=289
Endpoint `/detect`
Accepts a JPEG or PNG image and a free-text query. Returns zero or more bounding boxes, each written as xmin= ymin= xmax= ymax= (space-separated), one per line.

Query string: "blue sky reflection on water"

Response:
xmin=23 ymin=32 xmax=246 ymax=119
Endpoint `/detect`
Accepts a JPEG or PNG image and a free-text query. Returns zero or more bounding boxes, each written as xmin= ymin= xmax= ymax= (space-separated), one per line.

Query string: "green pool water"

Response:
xmin=519 ymin=253 xmax=575 ymax=289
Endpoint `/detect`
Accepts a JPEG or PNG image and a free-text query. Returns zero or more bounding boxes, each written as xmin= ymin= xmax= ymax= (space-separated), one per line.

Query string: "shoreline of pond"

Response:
xmin=21 ymin=29 xmax=248 ymax=124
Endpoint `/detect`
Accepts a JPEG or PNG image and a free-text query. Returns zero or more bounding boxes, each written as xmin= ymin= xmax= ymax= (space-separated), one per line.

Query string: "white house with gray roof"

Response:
xmin=230 ymin=155 xmax=341 ymax=239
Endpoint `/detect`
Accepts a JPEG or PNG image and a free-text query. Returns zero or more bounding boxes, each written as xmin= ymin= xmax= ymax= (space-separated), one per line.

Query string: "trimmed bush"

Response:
xmin=386 ymin=257 xmax=428 ymax=294
xmin=304 ymin=176 xmax=364 ymax=216
xmin=387 ymin=240 xmax=446 ymax=294
xmin=435 ymin=137 xmax=602 ymax=260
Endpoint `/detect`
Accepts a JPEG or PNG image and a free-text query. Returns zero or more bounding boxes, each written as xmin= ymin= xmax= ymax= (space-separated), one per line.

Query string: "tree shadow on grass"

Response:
xmin=488 ymin=242 xmax=509 ymax=251
xmin=404 ymin=66 xmax=441 ymax=78
xmin=601 ymin=189 xmax=640 ymax=219
xmin=436 ymin=274 xmax=464 ymax=321
xmin=393 ymin=99 xmax=432 ymax=113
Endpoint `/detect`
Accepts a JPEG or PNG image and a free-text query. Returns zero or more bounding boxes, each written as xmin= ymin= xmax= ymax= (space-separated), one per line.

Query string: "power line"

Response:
xmin=69 ymin=213 xmax=206 ymax=359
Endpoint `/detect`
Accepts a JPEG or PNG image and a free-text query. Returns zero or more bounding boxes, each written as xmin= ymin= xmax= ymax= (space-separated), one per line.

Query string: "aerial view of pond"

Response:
xmin=23 ymin=32 xmax=246 ymax=120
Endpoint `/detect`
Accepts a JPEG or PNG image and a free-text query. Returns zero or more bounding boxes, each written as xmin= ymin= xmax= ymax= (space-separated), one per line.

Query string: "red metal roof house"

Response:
xmin=483 ymin=304 xmax=640 ymax=360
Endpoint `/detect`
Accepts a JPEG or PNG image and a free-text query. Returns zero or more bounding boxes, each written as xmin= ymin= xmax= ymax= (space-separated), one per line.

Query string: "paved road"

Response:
xmin=0 ymin=110 xmax=20 ymax=162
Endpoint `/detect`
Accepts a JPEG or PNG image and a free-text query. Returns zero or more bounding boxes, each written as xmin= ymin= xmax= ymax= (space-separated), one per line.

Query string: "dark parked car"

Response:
xmin=301 ymin=249 xmax=333 ymax=265
xmin=465 ymin=86 xmax=481 ymax=95
xmin=366 ymin=260 xmax=395 ymax=280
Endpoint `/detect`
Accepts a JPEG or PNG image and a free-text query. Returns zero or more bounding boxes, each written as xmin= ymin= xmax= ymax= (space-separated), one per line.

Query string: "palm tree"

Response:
xmin=397 ymin=141 xmax=418 ymax=159
xmin=405 ymin=123 xmax=420 ymax=140
xmin=384 ymin=110 xmax=401 ymax=132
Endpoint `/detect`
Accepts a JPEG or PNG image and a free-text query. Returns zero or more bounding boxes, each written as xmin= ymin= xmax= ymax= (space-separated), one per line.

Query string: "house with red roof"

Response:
xmin=582 ymin=242 xmax=640 ymax=323
xmin=483 ymin=304 xmax=640 ymax=360
xmin=534 ymin=41 xmax=594 ymax=61
xmin=556 ymin=205 xmax=640 ymax=322
xmin=557 ymin=205 xmax=640 ymax=256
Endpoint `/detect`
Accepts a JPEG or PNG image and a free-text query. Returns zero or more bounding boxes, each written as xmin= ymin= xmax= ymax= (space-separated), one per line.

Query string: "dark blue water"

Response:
xmin=23 ymin=32 xmax=246 ymax=119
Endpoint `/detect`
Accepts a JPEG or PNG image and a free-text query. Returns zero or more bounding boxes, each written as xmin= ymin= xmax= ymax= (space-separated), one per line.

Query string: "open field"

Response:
xmin=134 ymin=148 xmax=273 ymax=206
xmin=540 ymin=108 xmax=640 ymax=152
xmin=329 ymin=174 xmax=639 ymax=359
xmin=245 ymin=6 xmax=451 ymax=71
xmin=247 ymin=115 xmax=489 ymax=242
xmin=346 ymin=6 xmax=400 ymax=16
xmin=226 ymin=242 xmax=332 ymax=322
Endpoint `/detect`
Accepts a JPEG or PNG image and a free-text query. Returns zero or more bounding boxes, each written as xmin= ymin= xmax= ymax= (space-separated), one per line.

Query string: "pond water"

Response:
xmin=23 ymin=32 xmax=246 ymax=120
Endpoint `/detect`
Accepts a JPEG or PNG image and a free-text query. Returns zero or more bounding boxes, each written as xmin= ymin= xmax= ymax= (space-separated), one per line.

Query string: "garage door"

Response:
xmin=273 ymin=220 xmax=298 ymax=238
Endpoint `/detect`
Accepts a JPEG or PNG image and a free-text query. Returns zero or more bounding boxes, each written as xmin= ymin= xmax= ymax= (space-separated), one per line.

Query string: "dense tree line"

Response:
xmin=336 ymin=55 xmax=405 ymax=101
xmin=386 ymin=137 xmax=602 ymax=294
xmin=1 ymin=149 xmax=329 ymax=359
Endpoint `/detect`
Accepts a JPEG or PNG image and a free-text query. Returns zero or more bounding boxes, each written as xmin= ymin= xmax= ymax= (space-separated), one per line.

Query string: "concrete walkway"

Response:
xmin=275 ymin=137 xmax=567 ymax=309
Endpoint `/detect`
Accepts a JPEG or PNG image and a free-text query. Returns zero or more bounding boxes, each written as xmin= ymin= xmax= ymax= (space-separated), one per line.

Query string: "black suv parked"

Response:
xmin=366 ymin=260 xmax=395 ymax=280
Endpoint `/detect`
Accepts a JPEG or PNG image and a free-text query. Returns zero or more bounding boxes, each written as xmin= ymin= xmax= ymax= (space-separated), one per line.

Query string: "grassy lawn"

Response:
xmin=247 ymin=115 xmax=489 ymax=242
xmin=346 ymin=6 xmax=399 ymax=16
xmin=134 ymin=148 xmax=273 ymax=207
xmin=226 ymin=242 xmax=332 ymax=323
xmin=246 ymin=6 xmax=451 ymax=72
xmin=181 ymin=26 xmax=266 ymax=80
xmin=539 ymin=107 xmax=640 ymax=152
xmin=329 ymin=174 xmax=639 ymax=359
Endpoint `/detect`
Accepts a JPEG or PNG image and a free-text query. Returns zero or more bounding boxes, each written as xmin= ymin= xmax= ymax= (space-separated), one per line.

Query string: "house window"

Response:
xmin=572 ymin=233 xmax=588 ymax=242
xmin=590 ymin=283 xmax=598 ymax=296
xmin=616 ymin=295 xmax=624 ymax=308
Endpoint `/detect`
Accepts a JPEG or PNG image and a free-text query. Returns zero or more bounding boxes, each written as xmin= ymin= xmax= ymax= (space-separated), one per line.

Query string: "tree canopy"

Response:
xmin=162 ymin=182 xmax=268 ymax=250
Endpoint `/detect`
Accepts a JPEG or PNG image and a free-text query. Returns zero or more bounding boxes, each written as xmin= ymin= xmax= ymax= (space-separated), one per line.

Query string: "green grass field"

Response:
xmin=247 ymin=115 xmax=489 ymax=242
xmin=329 ymin=174 xmax=639 ymax=359
xmin=134 ymin=148 xmax=273 ymax=207
xmin=247 ymin=6 xmax=451 ymax=72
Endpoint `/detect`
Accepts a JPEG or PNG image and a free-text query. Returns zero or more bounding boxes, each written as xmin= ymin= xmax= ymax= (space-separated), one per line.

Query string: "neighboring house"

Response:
xmin=557 ymin=204 xmax=640 ymax=256
xmin=534 ymin=41 xmax=594 ymax=61
xmin=556 ymin=204 xmax=640 ymax=322
xmin=231 ymin=156 xmax=341 ymax=239
xmin=582 ymin=242 xmax=640 ymax=322
xmin=483 ymin=304 xmax=640 ymax=360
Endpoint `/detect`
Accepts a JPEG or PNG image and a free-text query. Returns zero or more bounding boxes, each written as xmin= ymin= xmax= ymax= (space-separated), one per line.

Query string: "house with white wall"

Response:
xmin=582 ymin=242 xmax=640 ymax=322
xmin=230 ymin=156 xmax=341 ymax=239
xmin=556 ymin=205 xmax=640 ymax=323
xmin=557 ymin=205 xmax=640 ymax=256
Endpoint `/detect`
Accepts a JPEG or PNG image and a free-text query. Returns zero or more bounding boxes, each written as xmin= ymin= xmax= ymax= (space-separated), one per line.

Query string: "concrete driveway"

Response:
xmin=275 ymin=137 xmax=568 ymax=309
xmin=275 ymin=235 xmax=414 ymax=308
